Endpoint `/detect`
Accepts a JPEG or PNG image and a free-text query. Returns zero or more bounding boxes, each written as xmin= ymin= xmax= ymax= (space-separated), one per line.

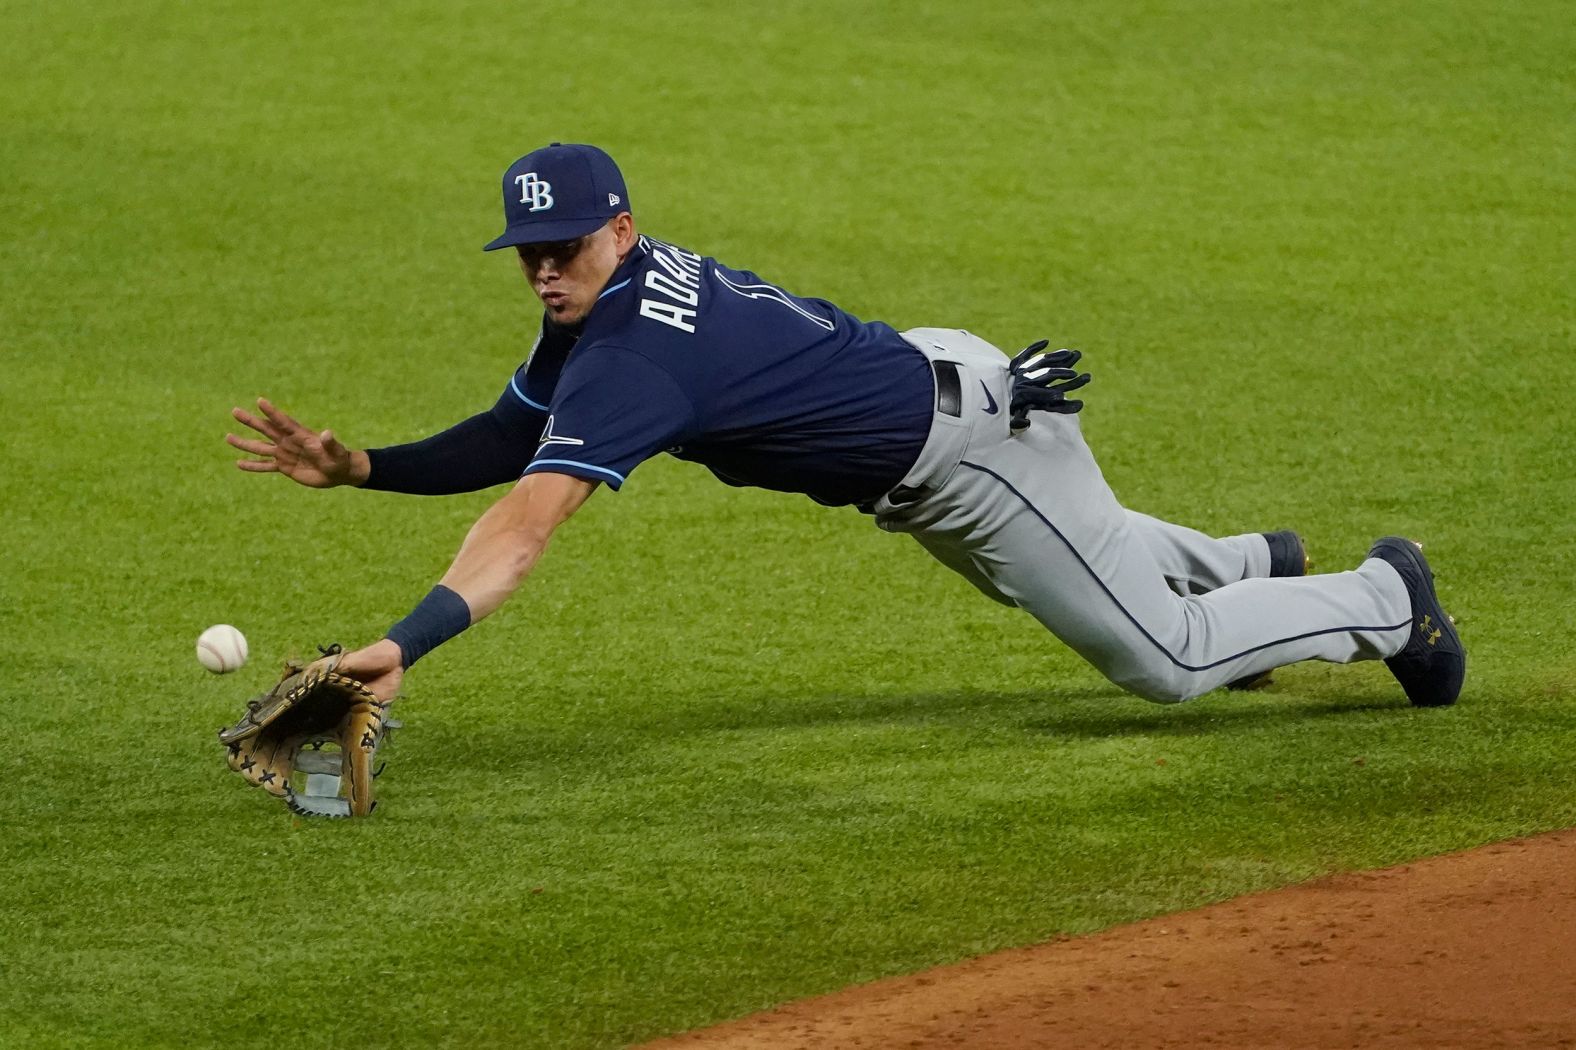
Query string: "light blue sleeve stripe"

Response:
xmin=509 ymin=375 xmax=549 ymax=412
xmin=524 ymin=458 xmax=626 ymax=485
xmin=597 ymin=277 xmax=632 ymax=301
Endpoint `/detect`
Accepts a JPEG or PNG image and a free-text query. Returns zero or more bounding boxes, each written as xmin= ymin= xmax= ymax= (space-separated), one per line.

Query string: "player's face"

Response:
xmin=517 ymin=213 xmax=636 ymax=326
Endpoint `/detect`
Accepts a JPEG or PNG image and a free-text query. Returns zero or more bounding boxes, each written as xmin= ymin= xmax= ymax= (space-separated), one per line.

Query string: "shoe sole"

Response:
xmin=1369 ymin=537 xmax=1465 ymax=707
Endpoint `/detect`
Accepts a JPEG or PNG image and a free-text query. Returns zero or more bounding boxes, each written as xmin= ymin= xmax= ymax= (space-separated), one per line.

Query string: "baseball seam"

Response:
xmin=199 ymin=638 xmax=233 ymax=672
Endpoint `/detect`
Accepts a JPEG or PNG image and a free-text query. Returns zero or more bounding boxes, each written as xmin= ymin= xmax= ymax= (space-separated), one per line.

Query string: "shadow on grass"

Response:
xmin=1022 ymin=691 xmax=1411 ymax=739
xmin=442 ymin=675 xmax=1418 ymax=766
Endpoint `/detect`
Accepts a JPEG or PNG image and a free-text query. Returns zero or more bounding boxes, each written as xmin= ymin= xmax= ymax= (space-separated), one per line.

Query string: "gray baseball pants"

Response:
xmin=874 ymin=328 xmax=1414 ymax=703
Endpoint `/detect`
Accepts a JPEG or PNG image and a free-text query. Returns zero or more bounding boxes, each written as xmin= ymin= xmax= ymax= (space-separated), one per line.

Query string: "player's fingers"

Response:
xmin=256 ymin=397 xmax=307 ymax=434
xmin=1009 ymin=339 xmax=1050 ymax=369
xmin=232 ymin=406 xmax=282 ymax=440
xmin=225 ymin=434 xmax=276 ymax=456
xmin=1014 ymin=359 xmax=1065 ymax=376
xmin=235 ymin=458 xmax=280 ymax=473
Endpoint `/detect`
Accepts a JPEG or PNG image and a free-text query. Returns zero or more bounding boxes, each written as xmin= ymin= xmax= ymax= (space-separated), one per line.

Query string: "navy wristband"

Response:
xmin=386 ymin=585 xmax=472 ymax=669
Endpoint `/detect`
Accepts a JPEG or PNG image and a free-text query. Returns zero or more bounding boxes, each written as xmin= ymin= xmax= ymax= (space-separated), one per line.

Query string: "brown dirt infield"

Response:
xmin=642 ymin=829 xmax=1576 ymax=1049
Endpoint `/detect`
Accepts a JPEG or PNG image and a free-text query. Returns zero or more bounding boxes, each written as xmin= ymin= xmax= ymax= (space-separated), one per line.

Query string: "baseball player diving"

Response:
xmin=226 ymin=142 xmax=1465 ymax=744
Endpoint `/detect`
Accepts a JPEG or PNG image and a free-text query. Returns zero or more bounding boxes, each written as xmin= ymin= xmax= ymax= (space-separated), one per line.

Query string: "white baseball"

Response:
xmin=197 ymin=624 xmax=249 ymax=674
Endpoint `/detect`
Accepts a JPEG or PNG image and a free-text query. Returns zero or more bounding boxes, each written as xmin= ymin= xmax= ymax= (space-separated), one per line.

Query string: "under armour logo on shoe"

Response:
xmin=1419 ymin=615 xmax=1442 ymax=646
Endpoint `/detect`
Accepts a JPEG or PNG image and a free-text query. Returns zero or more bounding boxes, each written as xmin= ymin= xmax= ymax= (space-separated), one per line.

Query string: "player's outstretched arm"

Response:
xmin=438 ymin=470 xmax=596 ymax=618
xmin=336 ymin=470 xmax=597 ymax=700
xmin=227 ymin=397 xmax=370 ymax=488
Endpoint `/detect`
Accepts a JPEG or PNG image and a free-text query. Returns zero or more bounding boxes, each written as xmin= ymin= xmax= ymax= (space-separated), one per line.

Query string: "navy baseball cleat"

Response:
xmin=1226 ymin=531 xmax=1308 ymax=691
xmin=1367 ymin=537 xmax=1465 ymax=707
xmin=1264 ymin=529 xmax=1309 ymax=579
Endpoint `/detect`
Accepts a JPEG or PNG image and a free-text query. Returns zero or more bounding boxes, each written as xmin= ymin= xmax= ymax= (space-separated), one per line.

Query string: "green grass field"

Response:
xmin=3 ymin=1 xmax=1572 ymax=1046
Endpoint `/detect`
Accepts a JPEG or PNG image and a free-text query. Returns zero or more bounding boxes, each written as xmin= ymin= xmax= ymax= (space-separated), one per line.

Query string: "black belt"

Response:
xmin=932 ymin=359 xmax=962 ymax=417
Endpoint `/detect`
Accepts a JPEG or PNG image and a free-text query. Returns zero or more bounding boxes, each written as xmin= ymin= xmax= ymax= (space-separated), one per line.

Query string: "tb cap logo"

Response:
xmin=485 ymin=144 xmax=629 ymax=252
xmin=515 ymin=172 xmax=555 ymax=212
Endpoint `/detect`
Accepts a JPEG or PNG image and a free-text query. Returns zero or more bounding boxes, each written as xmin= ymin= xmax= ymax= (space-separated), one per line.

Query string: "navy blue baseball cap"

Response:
xmin=483 ymin=143 xmax=630 ymax=251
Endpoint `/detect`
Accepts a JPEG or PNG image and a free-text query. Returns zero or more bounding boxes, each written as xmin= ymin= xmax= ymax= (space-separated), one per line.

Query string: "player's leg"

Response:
xmin=935 ymin=503 xmax=1288 ymax=601
xmin=911 ymin=532 xmax=1016 ymax=607
xmin=880 ymin=328 xmax=1429 ymax=702
xmin=958 ymin=415 xmax=1412 ymax=700
xmin=1124 ymin=512 xmax=1275 ymax=596
xmin=882 ymin=401 xmax=1413 ymax=702
xmin=1122 ymin=516 xmax=1313 ymax=688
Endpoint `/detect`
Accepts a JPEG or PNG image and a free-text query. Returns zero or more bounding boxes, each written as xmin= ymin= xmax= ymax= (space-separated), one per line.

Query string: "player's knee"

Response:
xmin=1107 ymin=662 xmax=1200 ymax=705
xmin=974 ymin=584 xmax=1016 ymax=608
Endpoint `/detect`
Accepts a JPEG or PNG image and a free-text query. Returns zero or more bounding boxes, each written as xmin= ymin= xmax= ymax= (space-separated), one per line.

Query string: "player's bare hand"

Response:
xmin=226 ymin=397 xmax=369 ymax=488
xmin=336 ymin=638 xmax=404 ymax=703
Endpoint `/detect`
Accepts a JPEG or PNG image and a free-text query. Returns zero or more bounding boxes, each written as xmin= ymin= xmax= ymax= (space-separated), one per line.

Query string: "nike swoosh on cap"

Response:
xmin=981 ymin=381 xmax=999 ymax=414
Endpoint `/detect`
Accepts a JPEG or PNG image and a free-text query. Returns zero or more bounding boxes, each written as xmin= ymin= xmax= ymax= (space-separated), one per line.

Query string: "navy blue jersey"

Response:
xmin=505 ymin=236 xmax=934 ymax=506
